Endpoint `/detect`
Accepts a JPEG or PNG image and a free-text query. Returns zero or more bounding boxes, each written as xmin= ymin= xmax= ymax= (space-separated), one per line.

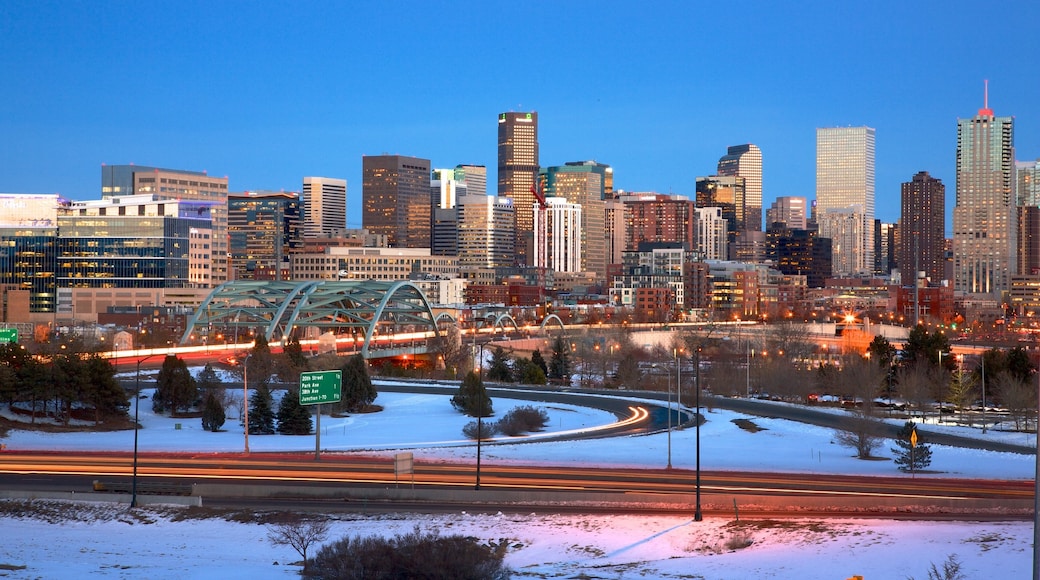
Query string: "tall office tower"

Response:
xmin=101 ymin=165 xmax=229 ymax=285
xmin=604 ymin=199 xmax=627 ymax=266
xmin=432 ymin=168 xmax=467 ymax=210
xmin=302 ymin=177 xmax=347 ymax=238
xmin=818 ymin=206 xmax=866 ymax=277
xmin=534 ymin=197 xmax=582 ymax=273
xmin=362 ymin=155 xmax=432 ymax=248
xmin=497 ymin=111 xmax=539 ymax=265
xmin=1017 ymin=206 xmax=1040 ymax=276
xmin=952 ymin=90 xmax=1015 ymax=298
xmin=899 ymin=171 xmax=945 ymax=284
xmin=695 ymin=175 xmax=744 ymax=252
xmin=694 ymin=206 xmax=728 ymax=260
xmin=228 ymin=191 xmax=302 ymax=281
xmin=542 ymin=162 xmax=609 ymax=278
xmin=717 ymin=144 xmax=763 ymax=231
xmin=766 ymin=196 xmax=808 ymax=230
xmin=454 ymin=164 xmax=487 ymax=197
xmin=622 ymin=193 xmax=696 ymax=250
xmin=876 ymin=221 xmax=897 ymax=276
xmin=816 ymin=127 xmax=875 ymax=276
xmin=456 ymin=194 xmax=515 ymax=269
xmin=0 ymin=194 xmax=62 ymax=317
xmin=1018 ymin=160 xmax=1040 ymax=206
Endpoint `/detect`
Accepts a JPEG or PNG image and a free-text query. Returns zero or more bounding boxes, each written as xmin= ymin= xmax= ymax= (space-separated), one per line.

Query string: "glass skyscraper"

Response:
xmin=815 ymin=127 xmax=876 ymax=276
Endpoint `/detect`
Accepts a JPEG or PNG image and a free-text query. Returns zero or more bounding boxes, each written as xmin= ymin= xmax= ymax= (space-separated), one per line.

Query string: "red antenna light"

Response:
xmin=978 ymin=79 xmax=994 ymax=117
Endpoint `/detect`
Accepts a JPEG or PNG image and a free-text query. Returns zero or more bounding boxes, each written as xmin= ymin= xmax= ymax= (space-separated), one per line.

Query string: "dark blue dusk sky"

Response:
xmin=2 ymin=1 xmax=1038 ymax=227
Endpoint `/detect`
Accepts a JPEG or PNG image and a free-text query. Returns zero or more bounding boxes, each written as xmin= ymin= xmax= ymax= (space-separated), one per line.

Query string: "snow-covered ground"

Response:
xmin=0 ymin=372 xmax=1035 ymax=578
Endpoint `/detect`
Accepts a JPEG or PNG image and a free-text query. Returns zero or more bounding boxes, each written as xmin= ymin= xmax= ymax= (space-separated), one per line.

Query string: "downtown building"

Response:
xmin=540 ymin=161 xmax=610 ymax=279
xmin=302 ymin=177 xmax=347 ymax=239
xmin=899 ymin=171 xmax=945 ymax=285
xmin=498 ymin=111 xmax=539 ymax=265
xmin=227 ymin=191 xmax=302 ymax=281
xmin=717 ymin=144 xmax=763 ymax=231
xmin=815 ymin=127 xmax=876 ymax=277
xmin=952 ymin=93 xmax=1015 ymax=300
xmin=101 ymin=165 xmax=230 ymax=285
xmin=362 ymin=155 xmax=432 ymax=248
xmin=0 ymin=194 xmax=63 ymax=321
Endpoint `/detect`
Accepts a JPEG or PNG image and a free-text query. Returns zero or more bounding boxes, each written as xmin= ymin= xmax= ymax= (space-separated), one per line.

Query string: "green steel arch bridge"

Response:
xmin=179 ymin=280 xmax=443 ymax=359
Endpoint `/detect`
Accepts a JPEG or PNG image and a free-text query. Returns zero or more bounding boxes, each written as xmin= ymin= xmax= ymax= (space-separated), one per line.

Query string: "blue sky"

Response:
xmin=2 ymin=1 xmax=1038 ymax=227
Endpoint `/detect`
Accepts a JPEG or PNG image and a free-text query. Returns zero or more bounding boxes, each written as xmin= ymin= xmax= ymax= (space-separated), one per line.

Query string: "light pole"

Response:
xmin=937 ymin=350 xmax=947 ymax=422
xmin=981 ymin=354 xmax=987 ymax=434
xmin=243 ymin=353 xmax=252 ymax=454
xmin=666 ymin=358 xmax=672 ymax=469
xmin=475 ymin=341 xmax=486 ymax=490
xmin=132 ymin=352 xmax=161 ymax=508
xmin=694 ymin=346 xmax=703 ymax=522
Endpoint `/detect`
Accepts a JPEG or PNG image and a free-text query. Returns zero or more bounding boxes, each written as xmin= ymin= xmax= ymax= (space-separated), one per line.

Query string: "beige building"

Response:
xmin=291 ymin=247 xmax=459 ymax=281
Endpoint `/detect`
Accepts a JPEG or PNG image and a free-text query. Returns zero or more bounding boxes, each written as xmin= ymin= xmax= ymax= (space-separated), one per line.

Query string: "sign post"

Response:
xmin=300 ymin=370 xmax=342 ymax=460
xmin=0 ymin=328 xmax=18 ymax=344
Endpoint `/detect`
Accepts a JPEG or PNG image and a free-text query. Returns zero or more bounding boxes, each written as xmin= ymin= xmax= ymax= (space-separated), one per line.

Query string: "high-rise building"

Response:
xmin=766 ymin=196 xmax=808 ymax=230
xmin=362 ymin=155 xmax=432 ymax=248
xmin=456 ymin=193 xmax=515 ymax=269
xmin=717 ymin=144 xmax=763 ymax=231
xmin=228 ymin=191 xmax=302 ymax=281
xmin=454 ymin=164 xmax=487 ymax=197
xmin=899 ymin=171 xmax=945 ymax=284
xmin=621 ymin=193 xmax=696 ymax=250
xmin=497 ymin=111 xmax=539 ymax=265
xmin=534 ymin=197 xmax=582 ymax=273
xmin=302 ymin=177 xmax=347 ymax=239
xmin=542 ymin=162 xmax=609 ymax=278
xmin=101 ymin=164 xmax=229 ymax=285
xmin=952 ymin=90 xmax=1015 ymax=298
xmin=876 ymin=221 xmax=897 ymax=276
xmin=1018 ymin=160 xmax=1040 ymax=206
xmin=818 ymin=206 xmax=866 ymax=277
xmin=694 ymin=206 xmax=728 ymax=260
xmin=815 ymin=127 xmax=875 ymax=276
xmin=695 ymin=175 xmax=744 ymax=255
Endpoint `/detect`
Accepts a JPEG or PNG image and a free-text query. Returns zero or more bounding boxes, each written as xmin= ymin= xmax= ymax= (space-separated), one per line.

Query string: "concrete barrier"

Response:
xmin=0 ymin=490 xmax=202 ymax=507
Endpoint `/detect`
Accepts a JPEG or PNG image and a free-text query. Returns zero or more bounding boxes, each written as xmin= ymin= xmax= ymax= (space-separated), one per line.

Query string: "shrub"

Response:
xmin=496 ymin=405 xmax=549 ymax=436
xmin=463 ymin=420 xmax=499 ymax=440
xmin=305 ymin=526 xmax=512 ymax=580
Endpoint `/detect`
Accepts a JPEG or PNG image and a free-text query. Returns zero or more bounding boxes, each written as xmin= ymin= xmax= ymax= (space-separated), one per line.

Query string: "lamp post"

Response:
xmin=981 ymin=354 xmax=987 ymax=434
xmin=132 ymin=352 xmax=161 ymax=508
xmin=937 ymin=350 xmax=947 ymax=422
xmin=475 ymin=341 xmax=486 ymax=490
xmin=666 ymin=358 xmax=672 ymax=469
xmin=694 ymin=346 xmax=703 ymax=522
xmin=243 ymin=353 xmax=252 ymax=454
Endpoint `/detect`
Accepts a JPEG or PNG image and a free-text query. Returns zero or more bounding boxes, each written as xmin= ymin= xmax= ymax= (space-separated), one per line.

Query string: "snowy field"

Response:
xmin=0 ymin=373 xmax=1035 ymax=578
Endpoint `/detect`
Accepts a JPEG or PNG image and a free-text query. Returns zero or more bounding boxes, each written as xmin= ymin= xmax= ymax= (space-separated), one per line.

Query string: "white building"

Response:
xmin=302 ymin=176 xmax=347 ymax=239
xmin=534 ymin=197 xmax=582 ymax=273
xmin=695 ymin=206 xmax=728 ymax=260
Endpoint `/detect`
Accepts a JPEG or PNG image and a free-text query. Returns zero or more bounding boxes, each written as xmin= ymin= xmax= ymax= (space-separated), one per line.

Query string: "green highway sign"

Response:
xmin=0 ymin=328 xmax=17 ymax=344
xmin=299 ymin=370 xmax=342 ymax=406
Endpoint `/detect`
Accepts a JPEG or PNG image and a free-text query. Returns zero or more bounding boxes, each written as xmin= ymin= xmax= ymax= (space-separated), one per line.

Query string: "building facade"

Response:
xmin=694 ymin=206 xmax=728 ymax=260
xmin=622 ymin=194 xmax=696 ymax=250
xmin=227 ymin=191 xmax=302 ymax=281
xmin=766 ymin=196 xmax=808 ymax=230
xmin=541 ymin=162 xmax=608 ymax=278
xmin=456 ymin=193 xmax=515 ymax=269
xmin=0 ymin=194 xmax=62 ymax=317
xmin=302 ymin=177 xmax=347 ymax=239
xmin=815 ymin=127 xmax=876 ymax=276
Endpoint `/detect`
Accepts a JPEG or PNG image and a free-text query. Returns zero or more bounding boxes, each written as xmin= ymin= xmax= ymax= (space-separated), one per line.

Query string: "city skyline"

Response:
xmin=2 ymin=2 xmax=1038 ymax=228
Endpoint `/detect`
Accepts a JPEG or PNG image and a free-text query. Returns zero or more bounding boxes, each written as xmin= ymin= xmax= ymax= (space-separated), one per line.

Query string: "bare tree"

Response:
xmin=895 ymin=364 xmax=934 ymax=419
xmin=995 ymin=371 xmax=1036 ymax=431
xmin=763 ymin=321 xmax=816 ymax=363
xmin=837 ymin=355 xmax=886 ymax=409
xmin=834 ymin=411 xmax=886 ymax=459
xmin=267 ymin=514 xmax=331 ymax=572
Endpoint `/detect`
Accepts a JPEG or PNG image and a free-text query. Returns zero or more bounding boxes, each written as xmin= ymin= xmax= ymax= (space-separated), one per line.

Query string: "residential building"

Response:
xmin=362 ymin=155 xmax=432 ymax=248
xmin=534 ymin=197 xmax=582 ymax=273
xmin=899 ymin=171 xmax=945 ymax=284
xmin=817 ymin=206 xmax=866 ymax=277
xmin=542 ymin=162 xmax=608 ymax=277
xmin=497 ymin=111 xmax=539 ymax=265
xmin=694 ymin=206 xmax=728 ymax=260
xmin=622 ymin=193 xmax=696 ymax=250
xmin=952 ymin=89 xmax=1015 ymax=299
xmin=815 ymin=127 xmax=876 ymax=276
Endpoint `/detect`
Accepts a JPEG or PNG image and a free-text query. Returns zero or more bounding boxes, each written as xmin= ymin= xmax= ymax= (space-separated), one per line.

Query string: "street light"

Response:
xmin=132 ymin=352 xmax=162 ymax=508
xmin=475 ymin=341 xmax=486 ymax=490
xmin=937 ymin=350 xmax=948 ymax=421
xmin=243 ymin=353 xmax=252 ymax=454
xmin=694 ymin=346 xmax=703 ymax=522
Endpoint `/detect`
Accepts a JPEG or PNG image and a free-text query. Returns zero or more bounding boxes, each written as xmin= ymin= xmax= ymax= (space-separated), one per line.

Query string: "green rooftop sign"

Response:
xmin=299 ymin=370 xmax=342 ymax=406
xmin=0 ymin=328 xmax=17 ymax=344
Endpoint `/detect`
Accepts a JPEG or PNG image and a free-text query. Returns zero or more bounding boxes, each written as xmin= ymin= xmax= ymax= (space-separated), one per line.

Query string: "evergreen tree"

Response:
xmin=338 ymin=354 xmax=376 ymax=413
xmin=247 ymin=332 xmax=274 ymax=386
xmin=248 ymin=383 xmax=276 ymax=434
xmin=84 ymin=353 xmax=128 ymax=424
xmin=153 ymin=355 xmax=198 ymax=414
xmin=891 ymin=421 xmax=932 ymax=472
xmin=516 ymin=359 xmax=547 ymax=385
xmin=283 ymin=334 xmax=309 ymax=369
xmin=451 ymin=370 xmax=493 ymax=417
xmin=548 ymin=336 xmax=571 ymax=382
xmin=486 ymin=346 xmax=513 ymax=382
xmin=196 ymin=363 xmax=221 ymax=392
xmin=201 ymin=388 xmax=226 ymax=432
xmin=530 ymin=349 xmax=548 ymax=377
xmin=276 ymin=387 xmax=314 ymax=435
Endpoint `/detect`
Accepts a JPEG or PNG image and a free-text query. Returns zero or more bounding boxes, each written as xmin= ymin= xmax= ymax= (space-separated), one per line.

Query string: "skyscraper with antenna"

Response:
xmin=952 ymin=81 xmax=1016 ymax=299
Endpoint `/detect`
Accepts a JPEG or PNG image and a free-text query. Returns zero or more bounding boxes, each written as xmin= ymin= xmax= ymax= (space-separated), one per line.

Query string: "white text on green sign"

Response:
xmin=299 ymin=370 xmax=342 ymax=406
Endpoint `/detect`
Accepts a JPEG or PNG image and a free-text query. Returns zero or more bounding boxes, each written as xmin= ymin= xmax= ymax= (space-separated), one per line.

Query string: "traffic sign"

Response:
xmin=299 ymin=370 xmax=342 ymax=406
xmin=0 ymin=328 xmax=17 ymax=344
